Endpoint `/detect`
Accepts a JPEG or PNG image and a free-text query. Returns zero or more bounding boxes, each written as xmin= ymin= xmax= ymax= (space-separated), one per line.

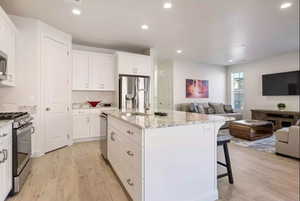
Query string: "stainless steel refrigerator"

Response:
xmin=119 ymin=75 xmax=150 ymax=111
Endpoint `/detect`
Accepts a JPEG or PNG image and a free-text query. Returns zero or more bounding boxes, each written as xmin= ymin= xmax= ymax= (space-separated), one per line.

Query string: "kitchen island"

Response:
xmin=107 ymin=111 xmax=232 ymax=201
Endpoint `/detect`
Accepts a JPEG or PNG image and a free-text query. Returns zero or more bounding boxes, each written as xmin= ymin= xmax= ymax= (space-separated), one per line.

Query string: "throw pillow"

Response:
xmin=224 ymin=105 xmax=234 ymax=113
xmin=209 ymin=103 xmax=225 ymax=114
xmin=189 ymin=103 xmax=198 ymax=113
xmin=204 ymin=106 xmax=215 ymax=114
xmin=197 ymin=104 xmax=205 ymax=114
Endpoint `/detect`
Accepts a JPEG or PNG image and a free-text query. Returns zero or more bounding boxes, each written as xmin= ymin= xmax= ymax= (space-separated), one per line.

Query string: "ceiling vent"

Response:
xmin=64 ymin=0 xmax=82 ymax=6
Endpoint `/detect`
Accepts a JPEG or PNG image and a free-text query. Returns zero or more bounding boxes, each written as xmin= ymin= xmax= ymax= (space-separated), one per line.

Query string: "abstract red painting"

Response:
xmin=186 ymin=79 xmax=209 ymax=98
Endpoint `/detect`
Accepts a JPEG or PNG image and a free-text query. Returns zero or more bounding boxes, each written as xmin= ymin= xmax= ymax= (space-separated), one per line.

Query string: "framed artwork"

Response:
xmin=186 ymin=79 xmax=209 ymax=98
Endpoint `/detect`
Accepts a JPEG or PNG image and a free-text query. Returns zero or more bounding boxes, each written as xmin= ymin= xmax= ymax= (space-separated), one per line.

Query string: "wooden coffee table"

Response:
xmin=229 ymin=120 xmax=274 ymax=141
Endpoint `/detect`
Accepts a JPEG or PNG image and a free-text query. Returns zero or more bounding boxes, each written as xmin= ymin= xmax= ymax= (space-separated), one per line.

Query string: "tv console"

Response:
xmin=251 ymin=109 xmax=300 ymax=130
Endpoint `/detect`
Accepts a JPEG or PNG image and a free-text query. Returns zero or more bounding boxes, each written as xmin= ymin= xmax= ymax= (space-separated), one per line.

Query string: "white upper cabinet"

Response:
xmin=90 ymin=53 xmax=115 ymax=90
xmin=72 ymin=51 xmax=89 ymax=90
xmin=117 ymin=52 xmax=152 ymax=76
xmin=0 ymin=6 xmax=17 ymax=87
xmin=72 ymin=50 xmax=115 ymax=91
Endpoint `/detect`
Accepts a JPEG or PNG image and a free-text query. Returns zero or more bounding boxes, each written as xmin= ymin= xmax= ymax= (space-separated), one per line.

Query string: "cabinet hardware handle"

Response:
xmin=111 ymin=132 xmax=115 ymax=141
xmin=0 ymin=150 xmax=4 ymax=163
xmin=126 ymin=150 xmax=134 ymax=157
xmin=31 ymin=127 xmax=35 ymax=134
xmin=3 ymin=149 xmax=7 ymax=161
xmin=126 ymin=179 xmax=134 ymax=186
xmin=0 ymin=133 xmax=8 ymax=138
xmin=46 ymin=107 xmax=51 ymax=111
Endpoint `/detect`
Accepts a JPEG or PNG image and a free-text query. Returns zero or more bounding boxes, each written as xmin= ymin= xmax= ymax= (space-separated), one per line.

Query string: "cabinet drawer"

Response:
xmin=108 ymin=117 xmax=142 ymax=145
xmin=107 ymin=127 xmax=142 ymax=201
xmin=108 ymin=127 xmax=141 ymax=171
xmin=118 ymin=164 xmax=142 ymax=201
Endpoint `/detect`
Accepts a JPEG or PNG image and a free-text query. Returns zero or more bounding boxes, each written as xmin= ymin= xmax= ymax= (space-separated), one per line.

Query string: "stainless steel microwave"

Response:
xmin=0 ymin=50 xmax=8 ymax=80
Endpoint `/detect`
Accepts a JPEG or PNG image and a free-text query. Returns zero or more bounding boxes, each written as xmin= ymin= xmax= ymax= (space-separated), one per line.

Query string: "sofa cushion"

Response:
xmin=276 ymin=128 xmax=289 ymax=143
xmin=190 ymin=103 xmax=199 ymax=113
xmin=196 ymin=104 xmax=206 ymax=114
xmin=224 ymin=105 xmax=234 ymax=113
xmin=209 ymin=102 xmax=225 ymax=114
xmin=204 ymin=106 xmax=215 ymax=114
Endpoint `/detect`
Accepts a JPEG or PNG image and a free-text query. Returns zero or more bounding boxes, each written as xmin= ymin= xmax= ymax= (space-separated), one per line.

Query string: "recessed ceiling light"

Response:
xmin=177 ymin=50 xmax=183 ymax=54
xmin=280 ymin=2 xmax=292 ymax=9
xmin=164 ymin=2 xmax=173 ymax=9
xmin=228 ymin=60 xmax=233 ymax=62
xmin=141 ymin=24 xmax=149 ymax=30
xmin=72 ymin=8 xmax=81 ymax=15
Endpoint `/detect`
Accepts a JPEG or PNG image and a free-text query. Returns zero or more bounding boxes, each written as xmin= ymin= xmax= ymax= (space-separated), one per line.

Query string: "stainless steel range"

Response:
xmin=0 ymin=112 xmax=34 ymax=194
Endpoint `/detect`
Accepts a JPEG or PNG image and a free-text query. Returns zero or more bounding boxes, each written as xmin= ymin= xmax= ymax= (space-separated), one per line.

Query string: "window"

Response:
xmin=231 ymin=72 xmax=244 ymax=110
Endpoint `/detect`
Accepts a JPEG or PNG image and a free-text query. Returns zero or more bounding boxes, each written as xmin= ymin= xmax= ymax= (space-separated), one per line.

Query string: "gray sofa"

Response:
xmin=176 ymin=102 xmax=243 ymax=128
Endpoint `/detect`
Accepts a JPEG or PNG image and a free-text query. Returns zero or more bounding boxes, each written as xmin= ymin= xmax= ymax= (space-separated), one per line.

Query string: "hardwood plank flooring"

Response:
xmin=7 ymin=141 xmax=299 ymax=201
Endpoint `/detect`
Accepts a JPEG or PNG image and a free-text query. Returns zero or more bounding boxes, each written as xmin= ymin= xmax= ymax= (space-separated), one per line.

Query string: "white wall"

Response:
xmin=227 ymin=51 xmax=300 ymax=119
xmin=157 ymin=60 xmax=174 ymax=110
xmin=173 ymin=60 xmax=227 ymax=106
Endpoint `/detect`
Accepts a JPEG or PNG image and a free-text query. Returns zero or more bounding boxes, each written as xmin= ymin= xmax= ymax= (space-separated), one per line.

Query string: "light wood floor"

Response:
xmin=7 ymin=141 xmax=299 ymax=201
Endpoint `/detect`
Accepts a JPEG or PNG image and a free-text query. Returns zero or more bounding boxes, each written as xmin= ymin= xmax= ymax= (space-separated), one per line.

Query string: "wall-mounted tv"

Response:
xmin=262 ymin=71 xmax=300 ymax=96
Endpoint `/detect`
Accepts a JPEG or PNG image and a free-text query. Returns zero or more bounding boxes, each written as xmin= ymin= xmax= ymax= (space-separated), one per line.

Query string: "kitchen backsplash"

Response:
xmin=72 ymin=91 xmax=116 ymax=105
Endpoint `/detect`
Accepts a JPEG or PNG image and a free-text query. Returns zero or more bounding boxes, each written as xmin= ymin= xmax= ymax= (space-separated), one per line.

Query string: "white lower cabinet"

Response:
xmin=72 ymin=108 xmax=116 ymax=142
xmin=72 ymin=112 xmax=100 ymax=141
xmin=0 ymin=123 xmax=12 ymax=201
xmin=73 ymin=114 xmax=90 ymax=140
xmin=108 ymin=118 xmax=143 ymax=201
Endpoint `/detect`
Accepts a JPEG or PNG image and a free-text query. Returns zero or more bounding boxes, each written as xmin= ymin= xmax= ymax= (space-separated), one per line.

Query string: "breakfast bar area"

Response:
xmin=107 ymin=111 xmax=231 ymax=201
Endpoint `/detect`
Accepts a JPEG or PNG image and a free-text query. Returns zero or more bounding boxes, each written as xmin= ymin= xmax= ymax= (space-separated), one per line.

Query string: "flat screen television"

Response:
xmin=262 ymin=71 xmax=300 ymax=96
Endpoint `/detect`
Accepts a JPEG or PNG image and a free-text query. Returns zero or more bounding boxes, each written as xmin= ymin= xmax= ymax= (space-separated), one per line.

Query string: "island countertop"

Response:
xmin=108 ymin=110 xmax=234 ymax=129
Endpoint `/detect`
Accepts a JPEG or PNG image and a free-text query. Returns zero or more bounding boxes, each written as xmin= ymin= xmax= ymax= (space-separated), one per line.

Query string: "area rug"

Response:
xmin=218 ymin=129 xmax=276 ymax=153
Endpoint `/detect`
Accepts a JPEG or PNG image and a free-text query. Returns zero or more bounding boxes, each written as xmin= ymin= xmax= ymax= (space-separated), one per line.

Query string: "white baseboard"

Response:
xmin=31 ymin=152 xmax=45 ymax=158
xmin=73 ymin=136 xmax=105 ymax=143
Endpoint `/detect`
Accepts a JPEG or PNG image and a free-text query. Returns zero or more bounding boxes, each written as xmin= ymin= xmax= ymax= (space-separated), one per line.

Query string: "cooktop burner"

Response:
xmin=0 ymin=112 xmax=28 ymax=120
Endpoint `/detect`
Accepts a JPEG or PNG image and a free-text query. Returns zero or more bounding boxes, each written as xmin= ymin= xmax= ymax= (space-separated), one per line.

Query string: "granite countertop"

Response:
xmin=72 ymin=106 xmax=117 ymax=110
xmin=0 ymin=120 xmax=13 ymax=128
xmin=108 ymin=110 xmax=234 ymax=129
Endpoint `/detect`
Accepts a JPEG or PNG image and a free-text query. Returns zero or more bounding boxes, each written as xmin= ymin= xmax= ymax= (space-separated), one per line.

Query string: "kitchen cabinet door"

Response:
xmin=72 ymin=51 xmax=89 ymax=90
xmin=117 ymin=52 xmax=152 ymax=76
xmin=99 ymin=54 xmax=115 ymax=90
xmin=117 ymin=52 xmax=129 ymax=75
xmin=89 ymin=54 xmax=103 ymax=90
xmin=0 ymin=124 xmax=12 ymax=201
xmin=0 ymin=140 xmax=4 ymax=201
xmin=89 ymin=113 xmax=100 ymax=138
xmin=0 ymin=7 xmax=17 ymax=87
xmin=89 ymin=53 xmax=115 ymax=91
xmin=133 ymin=55 xmax=152 ymax=76
xmin=73 ymin=114 xmax=90 ymax=139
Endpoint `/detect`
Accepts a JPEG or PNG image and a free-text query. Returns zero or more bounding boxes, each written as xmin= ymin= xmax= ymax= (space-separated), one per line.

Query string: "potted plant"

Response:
xmin=277 ymin=103 xmax=286 ymax=111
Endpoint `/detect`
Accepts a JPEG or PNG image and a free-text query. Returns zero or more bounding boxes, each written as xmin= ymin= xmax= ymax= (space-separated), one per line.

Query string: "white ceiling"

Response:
xmin=0 ymin=0 xmax=299 ymax=65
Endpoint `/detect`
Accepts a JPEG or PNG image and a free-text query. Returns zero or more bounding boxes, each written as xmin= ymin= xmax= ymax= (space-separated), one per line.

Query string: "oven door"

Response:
xmin=15 ymin=123 xmax=33 ymax=175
